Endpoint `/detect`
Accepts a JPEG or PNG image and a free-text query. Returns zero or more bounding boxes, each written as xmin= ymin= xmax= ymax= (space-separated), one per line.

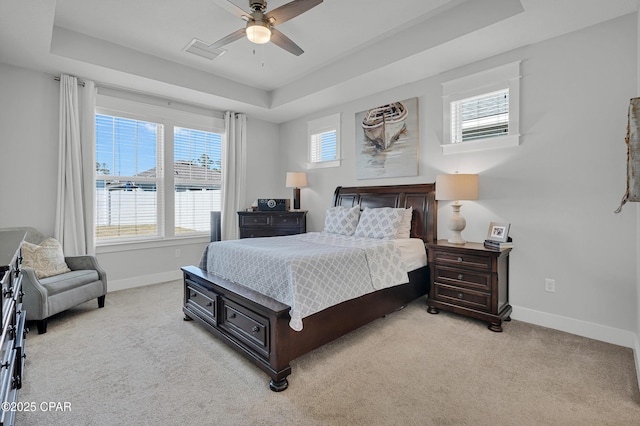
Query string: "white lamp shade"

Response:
xmin=246 ymin=22 xmax=271 ymax=44
xmin=285 ymin=172 xmax=307 ymax=188
xmin=436 ymin=174 xmax=479 ymax=201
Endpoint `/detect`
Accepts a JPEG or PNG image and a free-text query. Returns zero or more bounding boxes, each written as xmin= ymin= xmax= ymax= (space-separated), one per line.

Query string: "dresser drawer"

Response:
xmin=220 ymin=298 xmax=269 ymax=358
xmin=433 ymin=265 xmax=491 ymax=291
xmin=432 ymin=283 xmax=490 ymax=312
xmin=240 ymin=215 xmax=270 ymax=227
xmin=433 ymin=251 xmax=492 ymax=271
xmin=185 ymin=281 xmax=217 ymax=321
xmin=271 ymin=215 xmax=301 ymax=227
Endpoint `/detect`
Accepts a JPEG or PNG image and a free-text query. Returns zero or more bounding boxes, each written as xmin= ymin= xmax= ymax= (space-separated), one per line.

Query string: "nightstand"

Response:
xmin=426 ymin=240 xmax=512 ymax=332
xmin=237 ymin=211 xmax=307 ymax=238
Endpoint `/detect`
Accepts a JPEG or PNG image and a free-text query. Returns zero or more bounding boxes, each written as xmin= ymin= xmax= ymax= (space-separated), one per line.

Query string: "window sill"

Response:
xmin=307 ymin=159 xmax=341 ymax=169
xmin=96 ymin=234 xmax=210 ymax=254
xmin=441 ymin=135 xmax=520 ymax=155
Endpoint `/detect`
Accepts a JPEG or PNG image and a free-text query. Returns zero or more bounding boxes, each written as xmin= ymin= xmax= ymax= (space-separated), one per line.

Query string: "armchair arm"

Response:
xmin=20 ymin=267 xmax=49 ymax=320
xmin=65 ymin=255 xmax=108 ymax=295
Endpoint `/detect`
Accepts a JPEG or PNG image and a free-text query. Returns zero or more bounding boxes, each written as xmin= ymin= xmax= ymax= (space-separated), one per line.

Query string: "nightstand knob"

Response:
xmin=252 ymin=326 xmax=260 ymax=333
xmin=253 ymin=219 xmax=258 ymax=223
xmin=283 ymin=219 xmax=287 ymax=222
xmin=457 ymin=293 xmax=464 ymax=299
xmin=457 ymin=257 xmax=463 ymax=263
xmin=457 ymin=274 xmax=463 ymax=280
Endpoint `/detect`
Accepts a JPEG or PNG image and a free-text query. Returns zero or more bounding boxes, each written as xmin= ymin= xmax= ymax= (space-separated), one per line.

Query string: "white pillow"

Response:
xmin=21 ymin=238 xmax=71 ymax=279
xmin=324 ymin=205 xmax=361 ymax=236
xmin=396 ymin=207 xmax=413 ymax=239
xmin=354 ymin=207 xmax=406 ymax=239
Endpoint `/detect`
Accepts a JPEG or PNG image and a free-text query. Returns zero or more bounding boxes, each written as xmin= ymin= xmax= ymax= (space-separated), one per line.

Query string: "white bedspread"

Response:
xmin=206 ymin=232 xmax=409 ymax=331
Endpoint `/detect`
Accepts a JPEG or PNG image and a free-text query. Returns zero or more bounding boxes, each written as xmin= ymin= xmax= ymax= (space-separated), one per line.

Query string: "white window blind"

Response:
xmin=308 ymin=113 xmax=341 ymax=168
xmin=174 ymin=127 xmax=222 ymax=235
xmin=95 ymin=114 xmax=163 ymax=240
xmin=451 ymin=89 xmax=509 ymax=143
xmin=310 ymin=130 xmax=337 ymax=163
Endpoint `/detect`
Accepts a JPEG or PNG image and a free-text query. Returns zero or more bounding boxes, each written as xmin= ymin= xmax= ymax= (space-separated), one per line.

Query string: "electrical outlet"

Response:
xmin=175 ymin=249 xmax=181 ymax=258
xmin=544 ymin=278 xmax=555 ymax=293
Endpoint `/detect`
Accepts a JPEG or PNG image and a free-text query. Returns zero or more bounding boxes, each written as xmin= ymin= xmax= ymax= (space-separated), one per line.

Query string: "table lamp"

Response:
xmin=285 ymin=172 xmax=307 ymax=210
xmin=436 ymin=174 xmax=479 ymax=244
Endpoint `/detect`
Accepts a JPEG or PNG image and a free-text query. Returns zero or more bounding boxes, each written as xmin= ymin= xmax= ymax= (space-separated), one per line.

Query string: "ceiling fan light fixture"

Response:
xmin=246 ymin=21 xmax=271 ymax=44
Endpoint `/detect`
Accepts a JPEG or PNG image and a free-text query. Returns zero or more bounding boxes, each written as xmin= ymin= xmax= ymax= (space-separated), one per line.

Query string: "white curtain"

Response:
xmin=55 ymin=75 xmax=97 ymax=255
xmin=221 ymin=112 xmax=247 ymax=240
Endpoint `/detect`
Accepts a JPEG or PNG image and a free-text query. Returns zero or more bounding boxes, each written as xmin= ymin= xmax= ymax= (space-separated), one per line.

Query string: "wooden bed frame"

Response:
xmin=182 ymin=183 xmax=437 ymax=391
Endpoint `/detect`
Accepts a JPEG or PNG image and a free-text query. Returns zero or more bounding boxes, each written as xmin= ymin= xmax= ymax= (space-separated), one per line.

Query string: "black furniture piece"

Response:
xmin=237 ymin=211 xmax=307 ymax=238
xmin=426 ymin=240 xmax=512 ymax=332
xmin=0 ymin=230 xmax=28 ymax=426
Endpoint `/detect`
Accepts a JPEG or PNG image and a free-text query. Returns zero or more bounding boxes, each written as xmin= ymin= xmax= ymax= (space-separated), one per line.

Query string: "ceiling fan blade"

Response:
xmin=270 ymin=28 xmax=304 ymax=56
xmin=267 ymin=0 xmax=323 ymax=26
xmin=216 ymin=0 xmax=251 ymax=18
xmin=209 ymin=28 xmax=246 ymax=50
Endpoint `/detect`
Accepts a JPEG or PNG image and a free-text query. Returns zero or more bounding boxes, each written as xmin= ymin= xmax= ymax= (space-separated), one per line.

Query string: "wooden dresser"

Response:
xmin=426 ymin=240 xmax=512 ymax=332
xmin=0 ymin=230 xmax=28 ymax=424
xmin=237 ymin=211 xmax=307 ymax=238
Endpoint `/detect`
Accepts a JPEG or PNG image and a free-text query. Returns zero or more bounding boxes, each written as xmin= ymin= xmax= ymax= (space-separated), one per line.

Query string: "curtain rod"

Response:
xmin=53 ymin=76 xmax=86 ymax=87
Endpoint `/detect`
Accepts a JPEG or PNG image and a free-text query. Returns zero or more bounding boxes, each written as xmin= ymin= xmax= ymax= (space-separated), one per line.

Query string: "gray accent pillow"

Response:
xmin=324 ymin=206 xmax=361 ymax=236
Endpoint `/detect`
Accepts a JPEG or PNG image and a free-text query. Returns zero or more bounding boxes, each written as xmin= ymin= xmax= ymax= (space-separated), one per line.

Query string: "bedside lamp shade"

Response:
xmin=286 ymin=172 xmax=307 ymax=210
xmin=436 ymin=174 xmax=479 ymax=244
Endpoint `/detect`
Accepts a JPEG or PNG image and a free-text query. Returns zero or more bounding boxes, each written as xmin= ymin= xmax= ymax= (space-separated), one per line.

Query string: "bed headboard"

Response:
xmin=332 ymin=183 xmax=437 ymax=243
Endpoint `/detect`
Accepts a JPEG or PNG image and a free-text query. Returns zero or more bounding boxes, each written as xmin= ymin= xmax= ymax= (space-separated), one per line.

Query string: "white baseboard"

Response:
xmin=511 ymin=305 xmax=636 ymax=348
xmin=106 ymin=270 xmax=183 ymax=293
xmin=634 ymin=334 xmax=640 ymax=393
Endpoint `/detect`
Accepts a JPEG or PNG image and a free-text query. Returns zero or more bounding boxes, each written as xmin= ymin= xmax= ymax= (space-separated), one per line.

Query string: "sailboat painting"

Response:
xmin=355 ymin=97 xmax=418 ymax=179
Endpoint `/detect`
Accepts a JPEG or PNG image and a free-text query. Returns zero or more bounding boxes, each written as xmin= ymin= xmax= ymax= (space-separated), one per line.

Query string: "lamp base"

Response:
xmin=447 ymin=202 xmax=467 ymax=245
xmin=292 ymin=187 xmax=301 ymax=210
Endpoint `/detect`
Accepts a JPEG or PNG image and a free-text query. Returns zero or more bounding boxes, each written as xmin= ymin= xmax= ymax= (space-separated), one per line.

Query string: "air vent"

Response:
xmin=184 ymin=38 xmax=226 ymax=60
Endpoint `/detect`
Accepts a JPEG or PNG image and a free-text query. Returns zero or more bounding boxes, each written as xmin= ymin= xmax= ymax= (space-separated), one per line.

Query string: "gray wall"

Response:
xmin=279 ymin=14 xmax=638 ymax=345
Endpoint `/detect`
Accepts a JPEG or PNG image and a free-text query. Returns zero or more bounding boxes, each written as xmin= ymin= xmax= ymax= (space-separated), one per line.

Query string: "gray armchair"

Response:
xmin=15 ymin=228 xmax=107 ymax=334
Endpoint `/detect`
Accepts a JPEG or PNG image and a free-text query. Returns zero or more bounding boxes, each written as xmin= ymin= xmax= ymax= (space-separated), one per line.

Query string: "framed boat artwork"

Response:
xmin=355 ymin=97 xmax=419 ymax=179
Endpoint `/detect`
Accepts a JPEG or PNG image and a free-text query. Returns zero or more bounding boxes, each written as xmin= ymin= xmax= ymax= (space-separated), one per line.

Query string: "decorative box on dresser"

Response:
xmin=238 ymin=211 xmax=307 ymax=238
xmin=0 ymin=230 xmax=28 ymax=425
xmin=426 ymin=240 xmax=512 ymax=332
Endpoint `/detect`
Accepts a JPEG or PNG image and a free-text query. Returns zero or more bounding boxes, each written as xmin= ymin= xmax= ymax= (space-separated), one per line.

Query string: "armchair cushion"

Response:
xmin=21 ymin=237 xmax=70 ymax=279
xmin=39 ymin=270 xmax=100 ymax=296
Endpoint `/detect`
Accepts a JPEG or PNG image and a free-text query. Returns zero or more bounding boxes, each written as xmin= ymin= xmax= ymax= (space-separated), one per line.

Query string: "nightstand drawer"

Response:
xmin=433 ymin=251 xmax=492 ymax=271
xmin=433 ymin=265 xmax=491 ymax=291
xmin=433 ymin=283 xmax=490 ymax=312
xmin=240 ymin=215 xmax=270 ymax=226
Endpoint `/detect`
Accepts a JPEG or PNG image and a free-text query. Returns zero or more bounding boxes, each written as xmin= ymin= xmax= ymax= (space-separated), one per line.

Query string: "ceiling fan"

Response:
xmin=211 ymin=0 xmax=323 ymax=56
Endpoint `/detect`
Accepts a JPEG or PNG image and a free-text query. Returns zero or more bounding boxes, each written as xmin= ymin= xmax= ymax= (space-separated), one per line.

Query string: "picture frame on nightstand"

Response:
xmin=486 ymin=222 xmax=510 ymax=243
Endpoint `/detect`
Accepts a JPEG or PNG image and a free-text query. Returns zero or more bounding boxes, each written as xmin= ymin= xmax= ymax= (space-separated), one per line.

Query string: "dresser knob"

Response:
xmin=253 ymin=219 xmax=258 ymax=223
xmin=229 ymin=313 xmax=236 ymax=319
xmin=457 ymin=274 xmax=463 ymax=280
xmin=458 ymin=293 xmax=464 ymax=299
xmin=190 ymin=292 xmax=197 ymax=298
xmin=206 ymin=302 xmax=213 ymax=307
xmin=283 ymin=219 xmax=287 ymax=222
xmin=457 ymin=257 xmax=463 ymax=263
xmin=252 ymin=326 xmax=260 ymax=333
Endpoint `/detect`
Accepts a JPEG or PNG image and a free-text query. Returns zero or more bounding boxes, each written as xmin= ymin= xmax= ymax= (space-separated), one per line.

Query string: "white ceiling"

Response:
xmin=0 ymin=0 xmax=638 ymax=123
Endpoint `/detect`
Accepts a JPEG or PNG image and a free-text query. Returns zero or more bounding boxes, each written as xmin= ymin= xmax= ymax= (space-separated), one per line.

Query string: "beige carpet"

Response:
xmin=16 ymin=280 xmax=640 ymax=425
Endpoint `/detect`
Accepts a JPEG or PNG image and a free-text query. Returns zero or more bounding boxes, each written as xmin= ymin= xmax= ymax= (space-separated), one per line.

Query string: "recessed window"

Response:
xmin=308 ymin=113 xmax=341 ymax=168
xmin=95 ymin=94 xmax=224 ymax=243
xmin=442 ymin=61 xmax=520 ymax=154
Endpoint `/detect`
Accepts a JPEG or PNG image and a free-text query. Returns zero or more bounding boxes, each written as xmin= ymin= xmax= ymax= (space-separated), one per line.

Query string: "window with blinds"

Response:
xmin=174 ymin=127 xmax=222 ymax=235
xmin=451 ymin=89 xmax=509 ymax=143
xmin=442 ymin=61 xmax=520 ymax=154
xmin=308 ymin=113 xmax=341 ymax=168
xmin=310 ymin=130 xmax=337 ymax=162
xmin=95 ymin=114 xmax=163 ymax=241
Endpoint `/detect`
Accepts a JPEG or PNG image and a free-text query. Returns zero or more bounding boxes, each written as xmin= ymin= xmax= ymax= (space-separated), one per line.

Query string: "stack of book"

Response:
xmin=484 ymin=237 xmax=513 ymax=250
